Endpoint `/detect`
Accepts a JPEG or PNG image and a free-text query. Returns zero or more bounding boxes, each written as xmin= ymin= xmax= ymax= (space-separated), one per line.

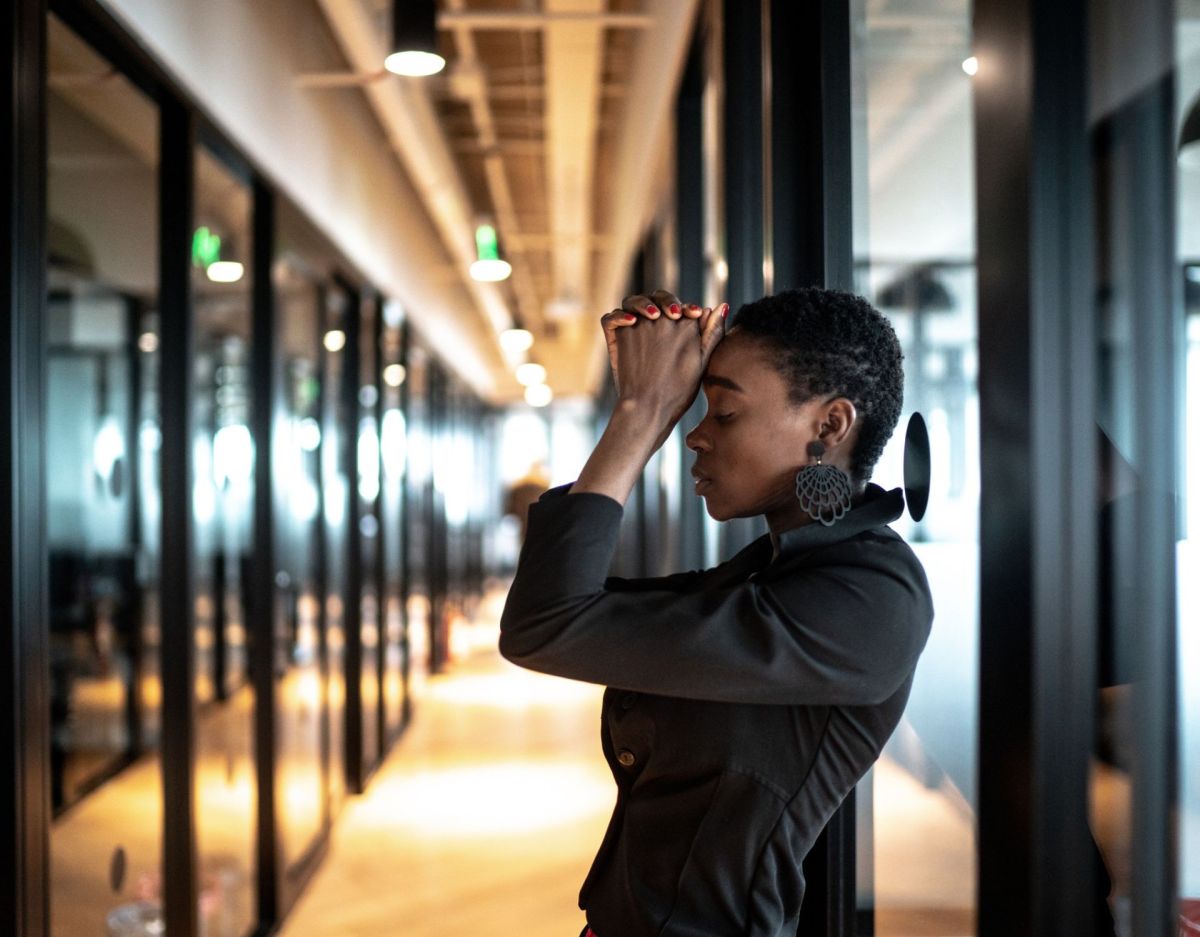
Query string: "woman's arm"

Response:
xmin=499 ymin=487 xmax=933 ymax=706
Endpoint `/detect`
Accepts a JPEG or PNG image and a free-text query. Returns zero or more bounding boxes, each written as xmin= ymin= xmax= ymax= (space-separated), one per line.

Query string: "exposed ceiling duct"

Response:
xmin=313 ymin=0 xmax=701 ymax=400
xmin=313 ymin=0 xmax=517 ymax=347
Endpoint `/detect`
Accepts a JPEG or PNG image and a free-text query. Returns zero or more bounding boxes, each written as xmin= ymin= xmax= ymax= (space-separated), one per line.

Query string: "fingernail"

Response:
xmin=646 ymin=305 xmax=659 ymax=317
xmin=721 ymin=303 xmax=730 ymax=318
xmin=624 ymin=313 xmax=637 ymax=321
xmin=669 ymin=303 xmax=681 ymax=318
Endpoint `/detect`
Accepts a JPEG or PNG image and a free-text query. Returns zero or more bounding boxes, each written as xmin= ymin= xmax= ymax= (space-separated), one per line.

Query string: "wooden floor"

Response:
xmin=278 ymin=626 xmax=612 ymax=937
xmin=279 ymin=617 xmax=976 ymax=937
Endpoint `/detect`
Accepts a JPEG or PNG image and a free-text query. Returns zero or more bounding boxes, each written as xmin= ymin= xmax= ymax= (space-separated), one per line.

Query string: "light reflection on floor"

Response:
xmin=280 ymin=633 xmax=982 ymax=937
xmin=279 ymin=645 xmax=612 ymax=937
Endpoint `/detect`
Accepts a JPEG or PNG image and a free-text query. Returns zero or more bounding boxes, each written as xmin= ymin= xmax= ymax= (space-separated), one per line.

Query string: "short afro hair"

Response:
xmin=731 ymin=287 xmax=904 ymax=484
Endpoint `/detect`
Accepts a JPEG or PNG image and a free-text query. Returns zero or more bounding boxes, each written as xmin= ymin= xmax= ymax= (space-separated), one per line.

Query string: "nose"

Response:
xmin=685 ymin=422 xmax=710 ymax=452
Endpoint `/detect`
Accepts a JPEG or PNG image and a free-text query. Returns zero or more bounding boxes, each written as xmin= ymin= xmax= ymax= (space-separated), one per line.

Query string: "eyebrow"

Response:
xmin=701 ymin=373 xmax=744 ymax=392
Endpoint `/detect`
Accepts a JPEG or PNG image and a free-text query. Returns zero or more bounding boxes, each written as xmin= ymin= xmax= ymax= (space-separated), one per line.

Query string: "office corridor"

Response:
xmin=276 ymin=593 xmax=977 ymax=937
xmin=278 ymin=608 xmax=613 ymax=937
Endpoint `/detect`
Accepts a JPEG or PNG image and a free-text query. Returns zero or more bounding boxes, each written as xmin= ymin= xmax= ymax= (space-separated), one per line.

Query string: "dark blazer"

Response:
xmin=500 ymin=482 xmax=934 ymax=937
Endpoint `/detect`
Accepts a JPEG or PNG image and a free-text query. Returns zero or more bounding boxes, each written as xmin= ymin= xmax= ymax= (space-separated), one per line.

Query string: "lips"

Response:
xmin=691 ymin=466 xmax=714 ymax=494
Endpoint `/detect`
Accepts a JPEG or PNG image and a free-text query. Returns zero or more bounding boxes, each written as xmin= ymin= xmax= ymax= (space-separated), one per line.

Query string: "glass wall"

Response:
xmin=850 ymin=0 xmax=979 ymax=931
xmin=1177 ymin=6 xmax=1200 ymax=921
xmin=273 ymin=200 xmax=332 ymax=894
xmin=191 ymin=145 xmax=257 ymax=937
xmin=321 ymin=283 xmax=351 ymax=811
xmin=380 ymin=311 xmax=408 ymax=738
xmin=45 ymin=14 xmax=166 ymax=936
xmin=404 ymin=345 xmax=433 ymax=692
xmin=356 ymin=295 xmax=381 ymax=776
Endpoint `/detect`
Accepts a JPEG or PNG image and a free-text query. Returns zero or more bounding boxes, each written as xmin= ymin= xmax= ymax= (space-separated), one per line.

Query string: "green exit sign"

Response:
xmin=192 ymin=226 xmax=222 ymax=268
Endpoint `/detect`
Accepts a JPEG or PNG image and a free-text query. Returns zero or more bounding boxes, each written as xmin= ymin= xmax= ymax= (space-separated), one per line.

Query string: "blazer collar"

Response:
xmin=761 ymin=483 xmax=905 ymax=568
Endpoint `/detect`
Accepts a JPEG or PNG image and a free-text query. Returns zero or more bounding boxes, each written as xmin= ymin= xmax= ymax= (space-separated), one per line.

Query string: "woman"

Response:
xmin=500 ymin=286 xmax=934 ymax=937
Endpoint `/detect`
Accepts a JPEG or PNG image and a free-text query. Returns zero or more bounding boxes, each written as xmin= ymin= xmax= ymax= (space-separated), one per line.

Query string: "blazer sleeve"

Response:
xmin=498 ymin=486 xmax=934 ymax=706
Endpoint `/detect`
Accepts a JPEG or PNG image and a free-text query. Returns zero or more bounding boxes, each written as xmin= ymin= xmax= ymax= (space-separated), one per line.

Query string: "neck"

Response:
xmin=765 ymin=480 xmax=870 ymax=556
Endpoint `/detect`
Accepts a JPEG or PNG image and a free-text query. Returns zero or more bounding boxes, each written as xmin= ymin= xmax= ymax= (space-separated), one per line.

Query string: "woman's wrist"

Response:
xmin=571 ymin=399 xmax=675 ymax=505
xmin=613 ymin=394 xmax=678 ymax=427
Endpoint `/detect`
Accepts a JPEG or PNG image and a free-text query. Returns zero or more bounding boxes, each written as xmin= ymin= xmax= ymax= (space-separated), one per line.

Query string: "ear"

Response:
xmin=817 ymin=397 xmax=858 ymax=451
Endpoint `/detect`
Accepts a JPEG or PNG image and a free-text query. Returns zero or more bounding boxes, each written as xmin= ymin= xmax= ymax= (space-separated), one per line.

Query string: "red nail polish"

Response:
xmin=646 ymin=305 xmax=659 ymax=316
xmin=624 ymin=313 xmax=637 ymax=321
xmin=721 ymin=303 xmax=730 ymax=318
xmin=669 ymin=303 xmax=681 ymax=316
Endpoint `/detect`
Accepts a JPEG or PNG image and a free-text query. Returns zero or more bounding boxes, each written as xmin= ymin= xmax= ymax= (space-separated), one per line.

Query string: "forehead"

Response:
xmin=704 ymin=330 xmax=790 ymax=396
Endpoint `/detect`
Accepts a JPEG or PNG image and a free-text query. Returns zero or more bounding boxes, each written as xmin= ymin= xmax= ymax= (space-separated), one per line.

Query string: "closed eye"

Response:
xmin=713 ymin=412 xmax=735 ymax=424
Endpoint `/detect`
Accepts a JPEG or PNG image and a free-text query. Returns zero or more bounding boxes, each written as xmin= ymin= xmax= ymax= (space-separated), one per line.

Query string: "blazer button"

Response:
xmin=616 ymin=749 xmax=636 ymax=768
xmin=620 ymin=692 xmax=637 ymax=710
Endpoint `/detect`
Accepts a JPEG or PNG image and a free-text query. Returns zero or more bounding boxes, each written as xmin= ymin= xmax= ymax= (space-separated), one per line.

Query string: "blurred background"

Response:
xmin=1 ymin=0 xmax=1196 ymax=935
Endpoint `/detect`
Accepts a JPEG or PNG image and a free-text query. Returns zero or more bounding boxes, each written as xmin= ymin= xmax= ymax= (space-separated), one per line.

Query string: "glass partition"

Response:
xmin=356 ymin=295 xmax=381 ymax=774
xmin=322 ymin=283 xmax=350 ymax=811
xmin=850 ymin=0 xmax=979 ymax=931
xmin=380 ymin=311 xmax=408 ymax=738
xmin=45 ymin=14 xmax=166 ymax=935
xmin=404 ymin=345 xmax=433 ymax=692
xmin=1177 ymin=8 xmax=1200 ymax=922
xmin=273 ymin=200 xmax=333 ymax=893
xmin=191 ymin=144 xmax=257 ymax=937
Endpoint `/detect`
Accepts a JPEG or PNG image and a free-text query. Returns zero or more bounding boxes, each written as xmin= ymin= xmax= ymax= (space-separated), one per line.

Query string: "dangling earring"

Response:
xmin=794 ymin=440 xmax=852 ymax=527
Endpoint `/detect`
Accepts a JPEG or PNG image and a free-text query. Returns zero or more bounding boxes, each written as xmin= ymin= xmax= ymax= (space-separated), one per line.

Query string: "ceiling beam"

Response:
xmin=586 ymin=0 xmax=701 ymax=392
xmin=443 ymin=0 xmax=545 ymax=332
xmin=437 ymin=11 xmax=654 ymax=29
xmin=313 ymin=0 xmax=516 ymax=357
xmin=544 ymin=0 xmax=606 ymax=319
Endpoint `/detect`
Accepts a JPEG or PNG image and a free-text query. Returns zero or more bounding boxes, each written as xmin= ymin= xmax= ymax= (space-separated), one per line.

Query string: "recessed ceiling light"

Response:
xmin=207 ymin=260 xmax=245 ymax=283
xmin=525 ymin=383 xmax=553 ymax=408
xmin=516 ymin=363 xmax=547 ymax=387
xmin=500 ymin=328 xmax=534 ymax=355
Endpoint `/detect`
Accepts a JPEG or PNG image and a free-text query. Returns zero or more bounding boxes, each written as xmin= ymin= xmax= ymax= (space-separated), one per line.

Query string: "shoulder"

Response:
xmin=760 ymin=528 xmax=935 ymax=645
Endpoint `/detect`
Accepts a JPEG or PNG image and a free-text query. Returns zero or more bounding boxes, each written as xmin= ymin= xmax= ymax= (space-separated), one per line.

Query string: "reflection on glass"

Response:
xmin=381 ymin=321 xmax=408 ymax=738
xmin=358 ymin=298 xmax=381 ymax=773
xmin=46 ymin=15 xmax=166 ymax=935
xmin=323 ymin=285 xmax=350 ymax=812
xmin=851 ymin=0 xmax=978 ymax=931
xmin=1178 ymin=9 xmax=1200 ymax=923
xmin=192 ymin=145 xmax=257 ymax=937
xmin=274 ymin=201 xmax=333 ymax=884
xmin=404 ymin=348 xmax=433 ymax=693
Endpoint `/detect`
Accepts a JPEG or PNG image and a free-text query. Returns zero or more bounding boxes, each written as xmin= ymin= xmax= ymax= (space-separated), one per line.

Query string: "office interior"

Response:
xmin=0 ymin=0 xmax=1196 ymax=935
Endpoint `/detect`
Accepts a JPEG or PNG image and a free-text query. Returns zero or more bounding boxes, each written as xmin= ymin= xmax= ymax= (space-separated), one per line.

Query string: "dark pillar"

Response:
xmin=0 ymin=1 xmax=49 ymax=934
xmin=974 ymin=0 xmax=1102 ymax=931
xmin=250 ymin=178 xmax=279 ymax=928
xmin=159 ymin=98 xmax=199 ymax=937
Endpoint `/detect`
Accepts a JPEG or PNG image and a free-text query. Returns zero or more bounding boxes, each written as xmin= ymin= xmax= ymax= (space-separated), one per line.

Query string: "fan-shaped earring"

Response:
xmin=794 ymin=440 xmax=853 ymax=527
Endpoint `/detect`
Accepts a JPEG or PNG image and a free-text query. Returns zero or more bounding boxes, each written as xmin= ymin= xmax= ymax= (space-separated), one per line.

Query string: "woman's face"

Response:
xmin=684 ymin=329 xmax=857 ymax=526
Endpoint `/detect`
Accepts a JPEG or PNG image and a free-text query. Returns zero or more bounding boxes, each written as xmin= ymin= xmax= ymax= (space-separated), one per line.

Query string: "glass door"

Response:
xmin=45 ymin=15 xmax=166 ymax=936
xmin=849 ymin=0 xmax=979 ymax=931
xmin=272 ymin=201 xmax=333 ymax=901
xmin=190 ymin=142 xmax=257 ymax=937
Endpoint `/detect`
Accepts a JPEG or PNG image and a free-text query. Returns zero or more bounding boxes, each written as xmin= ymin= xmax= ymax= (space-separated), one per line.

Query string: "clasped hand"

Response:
xmin=602 ymin=288 xmax=728 ymax=427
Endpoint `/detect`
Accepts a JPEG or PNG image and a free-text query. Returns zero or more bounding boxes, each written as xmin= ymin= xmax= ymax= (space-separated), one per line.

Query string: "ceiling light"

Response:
xmin=1180 ymin=94 xmax=1200 ymax=168
xmin=470 ymin=258 xmax=513 ymax=282
xmin=516 ymin=363 xmax=546 ymax=387
xmin=383 ymin=363 xmax=407 ymax=387
xmin=470 ymin=223 xmax=512 ymax=282
xmin=323 ymin=329 xmax=346 ymax=353
xmin=206 ymin=260 xmax=245 ymax=283
xmin=962 ymin=56 xmax=978 ymax=76
xmin=137 ymin=332 xmax=159 ymax=354
xmin=500 ymin=328 xmax=533 ymax=355
xmin=524 ymin=383 xmax=553 ymax=408
xmin=384 ymin=0 xmax=445 ymax=77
